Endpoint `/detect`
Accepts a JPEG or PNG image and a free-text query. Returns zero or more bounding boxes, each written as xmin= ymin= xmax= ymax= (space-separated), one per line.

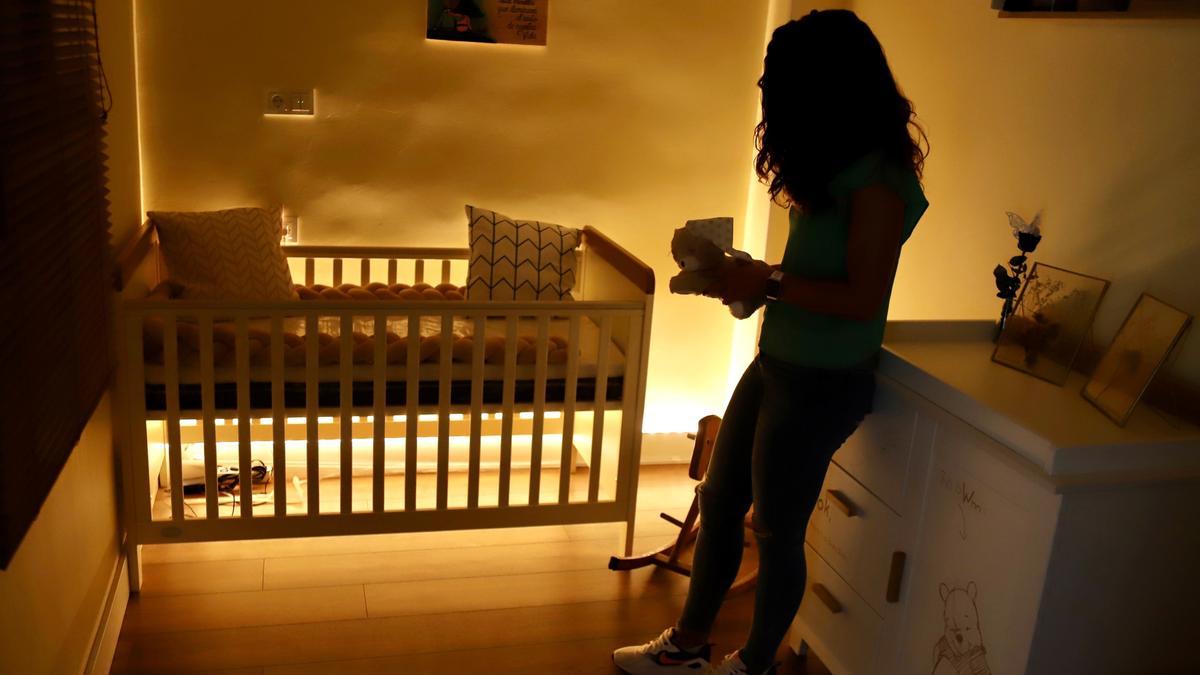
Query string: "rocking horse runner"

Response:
xmin=609 ymin=416 xmax=759 ymax=596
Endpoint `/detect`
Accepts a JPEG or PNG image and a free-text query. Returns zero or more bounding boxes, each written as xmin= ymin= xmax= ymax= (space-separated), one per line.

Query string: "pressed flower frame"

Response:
xmin=1082 ymin=293 xmax=1193 ymax=426
xmin=991 ymin=262 xmax=1110 ymax=385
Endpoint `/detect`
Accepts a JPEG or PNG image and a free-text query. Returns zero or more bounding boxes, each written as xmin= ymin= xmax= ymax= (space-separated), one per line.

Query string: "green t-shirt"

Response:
xmin=758 ymin=151 xmax=928 ymax=369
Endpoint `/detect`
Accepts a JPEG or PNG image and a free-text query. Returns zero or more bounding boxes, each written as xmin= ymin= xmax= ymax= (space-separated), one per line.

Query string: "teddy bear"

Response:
xmin=669 ymin=220 xmax=764 ymax=320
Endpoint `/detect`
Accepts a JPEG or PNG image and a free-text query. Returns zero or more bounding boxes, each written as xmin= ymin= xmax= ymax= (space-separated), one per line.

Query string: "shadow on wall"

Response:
xmin=1071 ymin=128 xmax=1200 ymax=376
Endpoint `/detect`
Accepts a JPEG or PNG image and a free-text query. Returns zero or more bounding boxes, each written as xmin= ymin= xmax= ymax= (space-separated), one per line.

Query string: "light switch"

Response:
xmin=282 ymin=214 xmax=300 ymax=243
xmin=265 ymin=89 xmax=315 ymax=115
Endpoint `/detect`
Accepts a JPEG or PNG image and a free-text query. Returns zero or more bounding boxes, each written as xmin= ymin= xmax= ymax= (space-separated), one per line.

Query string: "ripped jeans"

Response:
xmin=677 ymin=352 xmax=875 ymax=670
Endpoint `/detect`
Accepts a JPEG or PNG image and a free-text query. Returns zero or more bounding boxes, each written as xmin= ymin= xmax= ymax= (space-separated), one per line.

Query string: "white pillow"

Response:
xmin=466 ymin=205 xmax=581 ymax=301
xmin=149 ymin=206 xmax=297 ymax=301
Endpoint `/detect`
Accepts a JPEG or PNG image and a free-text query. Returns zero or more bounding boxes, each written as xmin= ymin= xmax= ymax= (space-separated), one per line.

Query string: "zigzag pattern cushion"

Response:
xmin=149 ymin=206 xmax=297 ymax=301
xmin=466 ymin=205 xmax=581 ymax=301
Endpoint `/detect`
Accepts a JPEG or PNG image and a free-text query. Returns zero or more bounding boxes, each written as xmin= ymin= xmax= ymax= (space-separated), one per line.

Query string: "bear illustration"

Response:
xmin=933 ymin=582 xmax=992 ymax=675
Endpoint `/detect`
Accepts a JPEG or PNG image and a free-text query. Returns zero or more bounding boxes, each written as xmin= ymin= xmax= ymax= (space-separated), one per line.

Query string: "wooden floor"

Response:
xmin=113 ymin=465 xmax=830 ymax=674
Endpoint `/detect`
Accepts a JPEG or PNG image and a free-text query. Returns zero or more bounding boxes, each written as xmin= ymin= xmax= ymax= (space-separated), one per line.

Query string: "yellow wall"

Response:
xmin=849 ymin=0 xmax=1200 ymax=381
xmin=103 ymin=0 xmax=144 ymax=240
xmin=0 ymin=0 xmax=141 ymax=671
xmin=134 ymin=0 xmax=774 ymax=430
xmin=0 ymin=398 xmax=121 ymax=674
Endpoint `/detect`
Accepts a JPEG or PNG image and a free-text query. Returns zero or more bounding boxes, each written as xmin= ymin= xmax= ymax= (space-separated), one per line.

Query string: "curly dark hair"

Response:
xmin=754 ymin=10 xmax=928 ymax=212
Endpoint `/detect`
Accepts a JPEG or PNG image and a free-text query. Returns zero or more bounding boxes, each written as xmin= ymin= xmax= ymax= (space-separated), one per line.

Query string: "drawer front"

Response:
xmin=833 ymin=374 xmax=919 ymax=513
xmin=807 ymin=461 xmax=906 ymax=615
xmin=795 ymin=543 xmax=884 ymax=675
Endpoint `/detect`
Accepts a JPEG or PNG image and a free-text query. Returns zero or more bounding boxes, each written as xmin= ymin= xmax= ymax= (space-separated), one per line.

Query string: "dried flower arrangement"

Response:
xmin=993 ymin=211 xmax=1043 ymax=338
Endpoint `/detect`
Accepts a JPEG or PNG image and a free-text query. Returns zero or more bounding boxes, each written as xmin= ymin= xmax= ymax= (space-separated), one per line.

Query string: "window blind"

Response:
xmin=0 ymin=0 xmax=113 ymax=569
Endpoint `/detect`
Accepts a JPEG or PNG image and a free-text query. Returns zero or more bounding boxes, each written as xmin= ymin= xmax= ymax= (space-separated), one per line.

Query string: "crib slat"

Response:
xmin=271 ymin=316 xmax=286 ymax=517
xmin=614 ymin=313 xmax=645 ymax=521
xmin=468 ymin=314 xmax=485 ymax=508
xmin=305 ymin=258 xmax=315 ymax=286
xmin=414 ymin=259 xmax=425 ymax=285
xmin=123 ymin=314 xmax=152 ymax=525
xmin=499 ymin=316 xmax=518 ymax=507
xmin=361 ymin=259 xmax=371 ymax=284
xmin=387 ymin=259 xmax=398 ymax=285
xmin=163 ymin=315 xmax=184 ymax=522
xmin=558 ymin=315 xmax=581 ymax=505
xmin=529 ymin=315 xmax=550 ymax=506
xmin=235 ymin=316 xmax=253 ymax=517
xmin=305 ymin=313 xmax=320 ymax=515
xmin=437 ymin=314 xmax=453 ymax=510
xmin=340 ymin=314 xmax=354 ymax=515
xmin=441 ymin=260 xmax=451 ymax=284
xmin=405 ymin=314 xmax=420 ymax=511
xmin=373 ymin=313 xmax=387 ymax=513
xmin=199 ymin=315 xmax=218 ymax=518
xmin=333 ymin=259 xmax=343 ymax=286
xmin=588 ymin=315 xmax=613 ymax=503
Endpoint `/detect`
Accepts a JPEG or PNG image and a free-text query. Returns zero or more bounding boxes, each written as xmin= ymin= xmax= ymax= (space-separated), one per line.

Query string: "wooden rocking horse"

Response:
xmin=608 ymin=415 xmax=759 ymax=594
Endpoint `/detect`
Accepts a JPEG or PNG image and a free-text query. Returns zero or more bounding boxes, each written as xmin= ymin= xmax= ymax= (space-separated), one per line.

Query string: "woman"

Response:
xmin=614 ymin=10 xmax=928 ymax=675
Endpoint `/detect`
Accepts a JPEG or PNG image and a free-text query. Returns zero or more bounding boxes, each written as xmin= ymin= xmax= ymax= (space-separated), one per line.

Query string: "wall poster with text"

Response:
xmin=427 ymin=0 xmax=549 ymax=46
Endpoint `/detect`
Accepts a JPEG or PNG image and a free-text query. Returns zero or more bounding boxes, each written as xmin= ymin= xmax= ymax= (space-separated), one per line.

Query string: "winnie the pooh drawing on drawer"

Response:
xmin=933 ymin=582 xmax=993 ymax=675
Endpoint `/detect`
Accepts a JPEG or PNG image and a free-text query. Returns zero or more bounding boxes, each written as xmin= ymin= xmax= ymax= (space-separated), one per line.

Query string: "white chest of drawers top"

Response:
xmin=790 ymin=320 xmax=1200 ymax=675
xmin=880 ymin=321 xmax=1200 ymax=487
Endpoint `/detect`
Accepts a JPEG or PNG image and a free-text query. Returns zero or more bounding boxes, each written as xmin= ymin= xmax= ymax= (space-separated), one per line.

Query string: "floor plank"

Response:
xmin=262 ymin=535 xmax=673 ymax=590
xmin=140 ymin=524 xmax=572 ymax=565
xmin=139 ymin=558 xmax=264 ymax=597
xmin=364 ymin=566 xmax=687 ymax=619
xmin=121 ymin=584 xmax=367 ymax=635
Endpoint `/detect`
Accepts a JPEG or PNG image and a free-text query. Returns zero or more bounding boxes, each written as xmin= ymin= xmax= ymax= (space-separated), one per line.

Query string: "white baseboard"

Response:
xmin=640 ymin=432 xmax=693 ymax=465
xmin=83 ymin=554 xmax=128 ymax=675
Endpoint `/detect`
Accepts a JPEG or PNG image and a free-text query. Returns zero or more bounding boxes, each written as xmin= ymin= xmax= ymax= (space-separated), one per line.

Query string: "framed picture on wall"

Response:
xmin=427 ymin=0 xmax=549 ymax=46
xmin=1082 ymin=293 xmax=1193 ymax=426
xmin=993 ymin=0 xmax=1131 ymax=10
xmin=992 ymin=263 xmax=1110 ymax=385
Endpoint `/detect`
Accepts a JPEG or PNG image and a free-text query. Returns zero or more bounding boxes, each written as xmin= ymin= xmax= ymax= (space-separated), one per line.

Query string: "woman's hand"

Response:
xmin=703 ymin=259 xmax=772 ymax=306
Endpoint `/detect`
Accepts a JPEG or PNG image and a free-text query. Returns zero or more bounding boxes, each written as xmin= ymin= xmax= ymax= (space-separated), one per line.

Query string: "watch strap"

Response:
xmin=765 ymin=270 xmax=784 ymax=301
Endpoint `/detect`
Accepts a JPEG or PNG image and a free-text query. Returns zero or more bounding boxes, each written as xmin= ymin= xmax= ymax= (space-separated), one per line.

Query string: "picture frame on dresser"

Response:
xmin=991 ymin=262 xmax=1110 ymax=385
xmin=1082 ymin=293 xmax=1193 ymax=426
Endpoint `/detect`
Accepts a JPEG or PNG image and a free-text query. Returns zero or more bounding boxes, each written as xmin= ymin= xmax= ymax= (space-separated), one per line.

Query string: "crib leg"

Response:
xmin=624 ymin=511 xmax=637 ymax=556
xmin=125 ymin=540 xmax=142 ymax=593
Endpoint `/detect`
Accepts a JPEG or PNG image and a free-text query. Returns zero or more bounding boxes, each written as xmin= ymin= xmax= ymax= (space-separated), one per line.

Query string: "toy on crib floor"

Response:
xmin=669 ymin=217 xmax=764 ymax=320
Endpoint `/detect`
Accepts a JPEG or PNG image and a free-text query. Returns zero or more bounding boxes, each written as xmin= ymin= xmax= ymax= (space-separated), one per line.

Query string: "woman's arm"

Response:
xmin=706 ymin=183 xmax=907 ymax=321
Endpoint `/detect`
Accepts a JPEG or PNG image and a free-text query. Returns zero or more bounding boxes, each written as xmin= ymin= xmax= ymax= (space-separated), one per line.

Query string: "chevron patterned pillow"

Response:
xmin=466 ymin=205 xmax=581 ymax=301
xmin=149 ymin=206 xmax=298 ymax=301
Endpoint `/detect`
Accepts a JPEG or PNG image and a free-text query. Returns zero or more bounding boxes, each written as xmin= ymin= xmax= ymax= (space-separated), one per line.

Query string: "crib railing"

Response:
xmin=116 ymin=228 xmax=654 ymax=593
xmin=281 ymin=244 xmax=470 ymax=288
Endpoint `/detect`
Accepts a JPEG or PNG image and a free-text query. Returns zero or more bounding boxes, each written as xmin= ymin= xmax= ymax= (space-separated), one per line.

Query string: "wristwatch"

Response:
xmin=764 ymin=269 xmax=784 ymax=301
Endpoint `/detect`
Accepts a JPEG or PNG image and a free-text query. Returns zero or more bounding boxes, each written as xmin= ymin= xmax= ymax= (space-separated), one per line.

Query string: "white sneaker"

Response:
xmin=612 ymin=628 xmax=712 ymax=673
xmin=705 ymin=651 xmax=778 ymax=675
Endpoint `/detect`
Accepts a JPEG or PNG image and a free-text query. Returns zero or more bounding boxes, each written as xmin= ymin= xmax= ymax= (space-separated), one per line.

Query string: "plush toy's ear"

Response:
xmin=939 ymin=583 xmax=951 ymax=602
xmin=967 ymin=581 xmax=978 ymax=600
xmin=670 ymin=227 xmax=690 ymax=255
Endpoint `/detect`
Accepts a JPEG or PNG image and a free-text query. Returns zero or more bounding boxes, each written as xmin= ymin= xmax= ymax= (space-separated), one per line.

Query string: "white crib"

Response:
xmin=114 ymin=223 xmax=654 ymax=592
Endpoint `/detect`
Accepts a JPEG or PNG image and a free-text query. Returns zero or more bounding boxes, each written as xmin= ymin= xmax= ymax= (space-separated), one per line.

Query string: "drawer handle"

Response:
xmin=811 ymin=583 xmax=843 ymax=614
xmin=886 ymin=551 xmax=906 ymax=603
xmin=825 ymin=489 xmax=857 ymax=518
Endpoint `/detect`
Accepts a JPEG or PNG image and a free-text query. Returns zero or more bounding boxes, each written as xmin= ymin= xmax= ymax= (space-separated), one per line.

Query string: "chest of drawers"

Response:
xmin=788 ymin=322 xmax=1200 ymax=675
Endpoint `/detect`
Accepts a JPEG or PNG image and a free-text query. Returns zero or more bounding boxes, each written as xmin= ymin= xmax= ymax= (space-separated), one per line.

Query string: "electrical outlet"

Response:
xmin=265 ymin=89 xmax=315 ymax=115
